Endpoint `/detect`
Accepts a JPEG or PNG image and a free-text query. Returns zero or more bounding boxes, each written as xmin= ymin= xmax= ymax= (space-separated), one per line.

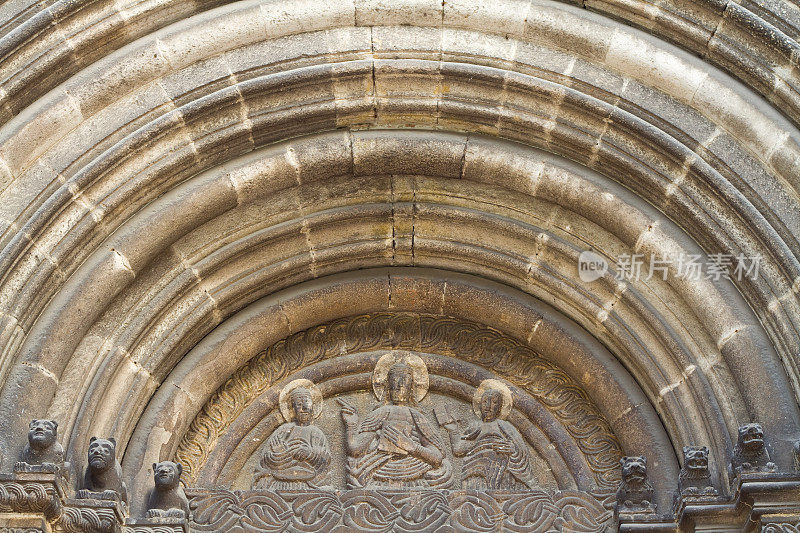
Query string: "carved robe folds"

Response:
xmin=447 ymin=379 xmax=535 ymax=490
xmin=345 ymin=403 xmax=452 ymax=488
xmin=254 ymin=423 xmax=330 ymax=490
xmin=253 ymin=379 xmax=331 ymax=490
xmin=454 ymin=418 xmax=535 ymax=489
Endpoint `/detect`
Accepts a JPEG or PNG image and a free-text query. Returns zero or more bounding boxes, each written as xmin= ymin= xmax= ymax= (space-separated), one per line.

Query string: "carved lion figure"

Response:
xmin=15 ymin=420 xmax=66 ymax=475
xmin=77 ymin=437 xmax=128 ymax=504
xmin=616 ymin=456 xmax=654 ymax=512
xmin=678 ymin=446 xmax=716 ymax=495
xmin=146 ymin=461 xmax=189 ymax=519
xmin=729 ymin=423 xmax=776 ymax=478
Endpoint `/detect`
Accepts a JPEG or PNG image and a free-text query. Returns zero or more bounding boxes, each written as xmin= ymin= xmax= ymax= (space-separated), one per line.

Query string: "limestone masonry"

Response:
xmin=0 ymin=0 xmax=800 ymax=531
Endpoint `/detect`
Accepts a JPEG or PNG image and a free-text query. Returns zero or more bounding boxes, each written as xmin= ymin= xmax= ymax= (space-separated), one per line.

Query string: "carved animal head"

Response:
xmin=87 ymin=437 xmax=117 ymax=472
xmin=683 ymin=446 xmax=709 ymax=473
xmin=152 ymin=461 xmax=182 ymax=491
xmin=737 ymin=423 xmax=765 ymax=452
xmin=28 ymin=419 xmax=57 ymax=450
xmin=620 ymin=456 xmax=648 ymax=486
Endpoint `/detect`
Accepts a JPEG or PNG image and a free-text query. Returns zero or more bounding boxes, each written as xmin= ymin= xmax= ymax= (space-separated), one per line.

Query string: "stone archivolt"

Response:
xmin=2 ymin=0 xmax=800 ymax=530
xmin=176 ymin=312 xmax=623 ymax=492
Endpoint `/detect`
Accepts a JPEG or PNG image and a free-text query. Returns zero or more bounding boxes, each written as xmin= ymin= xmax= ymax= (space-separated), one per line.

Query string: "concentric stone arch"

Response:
xmin=0 ymin=0 xmax=799 ymax=527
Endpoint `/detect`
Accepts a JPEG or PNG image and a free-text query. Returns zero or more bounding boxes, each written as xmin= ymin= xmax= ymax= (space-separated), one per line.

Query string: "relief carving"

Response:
xmin=677 ymin=446 xmax=717 ymax=496
xmin=77 ymin=438 xmax=128 ymax=506
xmin=14 ymin=420 xmax=68 ymax=480
xmin=252 ymin=379 xmax=331 ymax=490
xmin=615 ymin=456 xmax=655 ymax=514
xmin=443 ymin=379 xmax=536 ymax=489
xmin=338 ymin=353 xmax=452 ymax=489
xmin=187 ymin=488 xmax=614 ymax=532
xmin=729 ymin=423 xmax=776 ymax=479
xmin=763 ymin=522 xmax=800 ymax=533
xmin=176 ymin=313 xmax=623 ymax=491
xmin=145 ymin=462 xmax=189 ymax=519
xmin=55 ymin=505 xmax=119 ymax=533
xmin=0 ymin=479 xmax=61 ymax=518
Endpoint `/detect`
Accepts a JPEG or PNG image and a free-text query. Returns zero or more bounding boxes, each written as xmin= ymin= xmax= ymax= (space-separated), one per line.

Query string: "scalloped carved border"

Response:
xmin=175 ymin=313 xmax=623 ymax=490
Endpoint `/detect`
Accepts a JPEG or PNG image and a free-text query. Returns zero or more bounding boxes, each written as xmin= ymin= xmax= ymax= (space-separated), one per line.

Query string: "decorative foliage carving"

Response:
xmin=187 ymin=489 xmax=614 ymax=532
xmin=176 ymin=313 xmax=623 ymax=490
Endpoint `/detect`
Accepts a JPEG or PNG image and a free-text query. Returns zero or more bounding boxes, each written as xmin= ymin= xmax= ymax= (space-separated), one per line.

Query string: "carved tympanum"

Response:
xmin=146 ymin=461 xmax=189 ymax=519
xmin=177 ymin=313 xmax=623 ymax=491
xmin=77 ymin=437 xmax=127 ymax=505
xmin=616 ymin=456 xmax=655 ymax=514
xmin=14 ymin=420 xmax=68 ymax=479
xmin=729 ymin=423 xmax=776 ymax=479
xmin=678 ymin=446 xmax=717 ymax=496
xmin=442 ymin=379 xmax=535 ymax=489
xmin=253 ymin=379 xmax=331 ymax=490
xmin=338 ymin=352 xmax=452 ymax=489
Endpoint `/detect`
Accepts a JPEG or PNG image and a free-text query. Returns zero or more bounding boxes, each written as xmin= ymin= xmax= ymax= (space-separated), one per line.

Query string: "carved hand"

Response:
xmin=383 ymin=426 xmax=416 ymax=453
xmin=288 ymin=441 xmax=312 ymax=461
xmin=337 ymin=398 xmax=359 ymax=426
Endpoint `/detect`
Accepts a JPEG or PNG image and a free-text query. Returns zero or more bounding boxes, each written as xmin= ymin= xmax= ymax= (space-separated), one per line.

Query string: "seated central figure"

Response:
xmin=339 ymin=353 xmax=452 ymax=489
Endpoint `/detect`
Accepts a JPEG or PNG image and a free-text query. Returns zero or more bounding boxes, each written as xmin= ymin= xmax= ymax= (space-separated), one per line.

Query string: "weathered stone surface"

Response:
xmin=0 ymin=0 xmax=799 ymax=530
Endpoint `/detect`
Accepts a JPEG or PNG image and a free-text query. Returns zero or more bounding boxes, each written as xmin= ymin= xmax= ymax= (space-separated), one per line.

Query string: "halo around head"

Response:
xmin=279 ymin=379 xmax=323 ymax=422
xmin=372 ymin=351 xmax=429 ymax=403
xmin=473 ymin=379 xmax=513 ymax=419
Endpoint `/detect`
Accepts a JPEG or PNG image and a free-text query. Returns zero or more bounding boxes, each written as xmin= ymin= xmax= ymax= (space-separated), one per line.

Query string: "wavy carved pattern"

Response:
xmin=54 ymin=507 xmax=118 ymax=533
xmin=176 ymin=313 xmax=623 ymax=490
xmin=123 ymin=526 xmax=185 ymax=533
xmin=763 ymin=522 xmax=800 ymax=533
xmin=187 ymin=489 xmax=614 ymax=533
xmin=0 ymin=479 xmax=60 ymax=519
